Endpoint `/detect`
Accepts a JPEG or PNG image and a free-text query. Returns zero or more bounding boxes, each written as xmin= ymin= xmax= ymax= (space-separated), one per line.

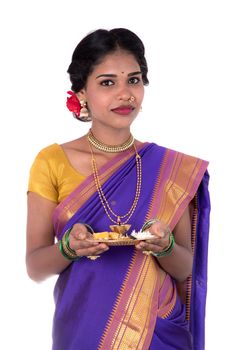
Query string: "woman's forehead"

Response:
xmin=91 ymin=51 xmax=140 ymax=75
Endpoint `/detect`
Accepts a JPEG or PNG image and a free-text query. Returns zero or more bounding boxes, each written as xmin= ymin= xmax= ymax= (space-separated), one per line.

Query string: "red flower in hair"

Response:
xmin=66 ymin=91 xmax=81 ymax=117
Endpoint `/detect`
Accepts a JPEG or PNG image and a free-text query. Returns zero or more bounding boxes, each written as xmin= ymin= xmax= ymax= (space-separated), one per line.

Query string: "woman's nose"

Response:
xmin=116 ymin=84 xmax=132 ymax=101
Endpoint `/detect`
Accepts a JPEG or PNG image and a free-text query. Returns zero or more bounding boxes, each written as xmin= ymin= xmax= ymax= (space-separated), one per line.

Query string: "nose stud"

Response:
xmin=128 ymin=96 xmax=135 ymax=103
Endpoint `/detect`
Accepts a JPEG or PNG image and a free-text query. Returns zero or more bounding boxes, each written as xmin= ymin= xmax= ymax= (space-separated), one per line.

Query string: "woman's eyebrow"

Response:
xmin=96 ymin=71 xmax=142 ymax=79
xmin=128 ymin=71 xmax=142 ymax=77
xmin=96 ymin=74 xmax=116 ymax=79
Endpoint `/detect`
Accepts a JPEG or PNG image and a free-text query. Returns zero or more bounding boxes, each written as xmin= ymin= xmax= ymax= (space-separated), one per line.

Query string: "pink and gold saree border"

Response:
xmin=185 ymin=194 xmax=198 ymax=320
xmin=98 ymin=252 xmax=177 ymax=350
xmin=145 ymin=149 xmax=208 ymax=229
xmin=98 ymin=251 xmax=168 ymax=350
xmin=145 ymin=149 xmax=208 ymax=321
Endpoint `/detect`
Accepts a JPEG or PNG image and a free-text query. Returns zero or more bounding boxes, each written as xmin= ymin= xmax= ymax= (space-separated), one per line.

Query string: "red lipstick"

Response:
xmin=111 ymin=106 xmax=134 ymax=115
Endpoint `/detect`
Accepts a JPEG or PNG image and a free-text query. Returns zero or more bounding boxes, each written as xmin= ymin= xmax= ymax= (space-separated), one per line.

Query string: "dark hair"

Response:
xmin=67 ymin=28 xmax=149 ymax=92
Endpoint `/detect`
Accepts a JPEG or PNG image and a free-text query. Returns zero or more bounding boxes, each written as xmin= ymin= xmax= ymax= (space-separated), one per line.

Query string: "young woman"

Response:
xmin=26 ymin=28 xmax=210 ymax=350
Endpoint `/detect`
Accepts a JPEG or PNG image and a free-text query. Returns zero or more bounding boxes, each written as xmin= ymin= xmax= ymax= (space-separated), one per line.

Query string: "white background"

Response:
xmin=1 ymin=1 xmax=233 ymax=349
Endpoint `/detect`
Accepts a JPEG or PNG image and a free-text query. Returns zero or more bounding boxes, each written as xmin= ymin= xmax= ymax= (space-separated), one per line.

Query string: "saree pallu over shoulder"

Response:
xmin=52 ymin=143 xmax=210 ymax=350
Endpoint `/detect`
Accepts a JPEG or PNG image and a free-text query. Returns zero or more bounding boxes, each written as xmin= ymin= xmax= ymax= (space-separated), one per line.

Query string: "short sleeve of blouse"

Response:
xmin=28 ymin=145 xmax=58 ymax=202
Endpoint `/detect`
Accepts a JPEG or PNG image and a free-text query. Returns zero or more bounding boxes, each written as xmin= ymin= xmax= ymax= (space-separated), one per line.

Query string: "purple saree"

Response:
xmin=52 ymin=143 xmax=210 ymax=350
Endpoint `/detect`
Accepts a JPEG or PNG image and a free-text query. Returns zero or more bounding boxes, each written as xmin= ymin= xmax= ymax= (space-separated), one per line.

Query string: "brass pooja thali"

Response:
xmin=90 ymin=230 xmax=154 ymax=246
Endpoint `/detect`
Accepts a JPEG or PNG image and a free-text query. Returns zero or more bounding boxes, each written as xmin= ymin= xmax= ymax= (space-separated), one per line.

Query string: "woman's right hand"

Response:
xmin=69 ymin=223 xmax=109 ymax=257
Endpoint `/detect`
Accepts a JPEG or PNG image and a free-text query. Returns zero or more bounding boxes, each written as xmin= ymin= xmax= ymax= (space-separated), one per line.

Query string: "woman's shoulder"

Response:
xmin=34 ymin=143 xmax=71 ymax=166
xmin=37 ymin=143 xmax=61 ymax=158
xmin=30 ymin=143 xmax=69 ymax=177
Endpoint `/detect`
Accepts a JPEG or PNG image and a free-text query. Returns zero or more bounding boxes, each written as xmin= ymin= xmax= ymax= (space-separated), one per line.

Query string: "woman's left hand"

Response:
xmin=135 ymin=220 xmax=170 ymax=254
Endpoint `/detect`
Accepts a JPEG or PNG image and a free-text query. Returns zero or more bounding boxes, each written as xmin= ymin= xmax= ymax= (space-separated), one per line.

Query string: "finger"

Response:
xmin=70 ymin=223 xmax=89 ymax=240
xmin=86 ymin=232 xmax=95 ymax=239
xmin=146 ymin=238 xmax=169 ymax=248
xmin=135 ymin=237 xmax=165 ymax=248
xmin=135 ymin=241 xmax=162 ymax=253
xmin=149 ymin=223 xmax=165 ymax=238
xmin=92 ymin=244 xmax=109 ymax=255
xmin=70 ymin=230 xmax=86 ymax=240
xmin=150 ymin=222 xmax=170 ymax=239
xmin=135 ymin=241 xmax=148 ymax=250
xmin=71 ymin=239 xmax=100 ymax=250
xmin=145 ymin=237 xmax=161 ymax=245
xmin=76 ymin=244 xmax=109 ymax=257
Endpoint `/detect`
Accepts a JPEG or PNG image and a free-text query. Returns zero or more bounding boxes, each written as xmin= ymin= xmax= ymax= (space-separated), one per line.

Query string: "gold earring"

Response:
xmin=79 ymin=100 xmax=91 ymax=122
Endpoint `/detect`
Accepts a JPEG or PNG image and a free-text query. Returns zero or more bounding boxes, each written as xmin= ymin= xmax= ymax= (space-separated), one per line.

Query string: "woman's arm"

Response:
xmin=136 ymin=205 xmax=193 ymax=282
xmin=26 ymin=192 xmax=71 ymax=282
xmin=26 ymin=192 xmax=109 ymax=282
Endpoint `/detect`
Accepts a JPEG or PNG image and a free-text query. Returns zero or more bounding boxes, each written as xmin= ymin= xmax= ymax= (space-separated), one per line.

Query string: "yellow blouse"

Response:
xmin=28 ymin=144 xmax=86 ymax=203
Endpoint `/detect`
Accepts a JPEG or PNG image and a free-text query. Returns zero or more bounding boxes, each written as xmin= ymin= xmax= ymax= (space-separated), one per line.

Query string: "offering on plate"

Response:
xmin=129 ymin=230 xmax=155 ymax=240
xmin=93 ymin=231 xmax=123 ymax=240
xmin=91 ymin=229 xmax=155 ymax=246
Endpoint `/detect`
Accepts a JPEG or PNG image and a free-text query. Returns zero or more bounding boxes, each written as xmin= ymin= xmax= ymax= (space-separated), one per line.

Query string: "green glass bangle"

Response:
xmin=59 ymin=238 xmax=81 ymax=261
xmin=64 ymin=229 xmax=77 ymax=255
xmin=59 ymin=222 xmax=94 ymax=261
xmin=152 ymin=233 xmax=175 ymax=258
xmin=141 ymin=218 xmax=160 ymax=232
xmin=62 ymin=235 xmax=78 ymax=258
xmin=59 ymin=239 xmax=70 ymax=260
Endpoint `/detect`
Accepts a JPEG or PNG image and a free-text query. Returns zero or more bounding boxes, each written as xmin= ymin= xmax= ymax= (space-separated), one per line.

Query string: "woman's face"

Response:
xmin=78 ymin=50 xmax=144 ymax=129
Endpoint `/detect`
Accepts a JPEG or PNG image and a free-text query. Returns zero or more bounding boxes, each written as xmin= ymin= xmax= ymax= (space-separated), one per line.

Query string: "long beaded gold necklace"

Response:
xmin=87 ymin=130 xmax=142 ymax=235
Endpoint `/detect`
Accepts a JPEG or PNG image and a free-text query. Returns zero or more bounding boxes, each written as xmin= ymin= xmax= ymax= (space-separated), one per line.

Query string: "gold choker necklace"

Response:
xmin=87 ymin=130 xmax=134 ymax=153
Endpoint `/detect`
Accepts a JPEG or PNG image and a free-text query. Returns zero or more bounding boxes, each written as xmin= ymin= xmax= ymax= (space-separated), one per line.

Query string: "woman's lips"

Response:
xmin=111 ymin=107 xmax=134 ymax=115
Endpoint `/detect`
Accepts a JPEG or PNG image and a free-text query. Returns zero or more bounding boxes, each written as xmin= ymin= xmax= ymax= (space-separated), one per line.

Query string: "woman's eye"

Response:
xmin=129 ymin=77 xmax=140 ymax=84
xmin=100 ymin=80 xmax=114 ymax=86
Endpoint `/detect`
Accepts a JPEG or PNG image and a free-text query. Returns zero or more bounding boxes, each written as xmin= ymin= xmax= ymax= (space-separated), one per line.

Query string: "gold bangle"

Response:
xmin=61 ymin=234 xmax=79 ymax=259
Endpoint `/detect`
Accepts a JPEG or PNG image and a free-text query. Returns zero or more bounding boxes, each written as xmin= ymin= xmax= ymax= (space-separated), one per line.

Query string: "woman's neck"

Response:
xmin=90 ymin=124 xmax=132 ymax=146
